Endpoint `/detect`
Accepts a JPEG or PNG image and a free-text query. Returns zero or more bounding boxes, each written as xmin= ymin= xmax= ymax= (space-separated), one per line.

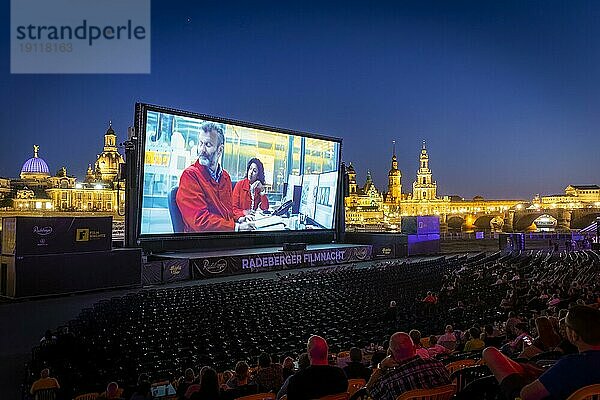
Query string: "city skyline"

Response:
xmin=4 ymin=131 xmax=592 ymax=202
xmin=2 ymin=1 xmax=599 ymax=199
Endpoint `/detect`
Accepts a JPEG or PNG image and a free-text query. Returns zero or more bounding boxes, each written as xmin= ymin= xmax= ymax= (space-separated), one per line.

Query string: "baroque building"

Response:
xmin=346 ymin=141 xmax=526 ymax=232
xmin=3 ymin=123 xmax=125 ymax=216
xmin=411 ymin=141 xmax=436 ymax=201
xmin=344 ymin=163 xmax=384 ymax=230
xmin=386 ymin=141 xmax=402 ymax=202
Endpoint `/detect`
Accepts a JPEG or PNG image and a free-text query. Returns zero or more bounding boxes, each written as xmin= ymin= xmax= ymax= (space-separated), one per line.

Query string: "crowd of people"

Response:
xmin=26 ymin=249 xmax=600 ymax=400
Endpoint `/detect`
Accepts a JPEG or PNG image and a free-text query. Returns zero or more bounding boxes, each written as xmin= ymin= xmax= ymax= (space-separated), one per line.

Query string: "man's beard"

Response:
xmin=198 ymin=153 xmax=215 ymax=167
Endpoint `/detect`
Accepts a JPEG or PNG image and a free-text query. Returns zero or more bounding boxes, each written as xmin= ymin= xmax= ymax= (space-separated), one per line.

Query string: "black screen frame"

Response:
xmin=126 ymin=103 xmax=344 ymax=253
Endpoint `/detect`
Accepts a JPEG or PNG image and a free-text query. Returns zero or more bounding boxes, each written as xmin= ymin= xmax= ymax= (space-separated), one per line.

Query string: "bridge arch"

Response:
xmin=513 ymin=212 xmax=545 ymax=232
xmin=447 ymin=216 xmax=464 ymax=231
xmin=473 ymin=215 xmax=495 ymax=230
xmin=473 ymin=214 xmax=505 ymax=231
xmin=570 ymin=212 xmax=600 ymax=230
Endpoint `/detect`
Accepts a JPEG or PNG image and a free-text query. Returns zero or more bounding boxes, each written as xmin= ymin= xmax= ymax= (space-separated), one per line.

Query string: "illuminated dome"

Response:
xmin=20 ymin=145 xmax=50 ymax=179
xmin=94 ymin=122 xmax=125 ymax=182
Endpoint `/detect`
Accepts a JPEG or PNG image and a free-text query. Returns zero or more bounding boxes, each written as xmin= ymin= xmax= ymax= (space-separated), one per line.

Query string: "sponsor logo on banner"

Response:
xmin=76 ymin=228 xmax=90 ymax=241
xmin=203 ymin=259 xmax=228 ymax=274
xmin=76 ymin=227 xmax=107 ymax=242
xmin=169 ymin=265 xmax=182 ymax=275
xmin=33 ymin=226 xmax=53 ymax=235
xmin=353 ymin=246 xmax=370 ymax=260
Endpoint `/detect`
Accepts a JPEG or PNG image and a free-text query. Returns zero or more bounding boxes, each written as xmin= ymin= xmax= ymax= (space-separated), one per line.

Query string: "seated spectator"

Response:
xmin=500 ymin=294 xmax=515 ymax=310
xmin=30 ymin=368 xmax=60 ymax=397
xmin=286 ymin=335 xmax=348 ymax=400
xmin=482 ymin=324 xmax=504 ymax=347
xmin=501 ymin=322 xmax=534 ymax=357
xmin=129 ymin=373 xmax=151 ymax=400
xmin=505 ymin=311 xmax=522 ymax=339
xmin=483 ymin=305 xmax=600 ymax=400
xmin=369 ymin=349 xmax=387 ymax=370
xmin=366 ymin=332 xmax=451 ymax=400
xmin=426 ymin=335 xmax=451 ymax=358
xmin=219 ymin=370 xmax=233 ymax=390
xmin=422 ymin=291 xmax=437 ymax=315
xmin=224 ymin=361 xmax=258 ymax=398
xmin=184 ymin=367 xmax=205 ymax=399
xmin=253 ymin=352 xmax=283 ymax=392
xmin=277 ymin=353 xmax=309 ymax=400
xmin=553 ymin=318 xmax=578 ymax=355
xmin=343 ymin=347 xmax=372 ymax=381
xmin=409 ymin=329 xmax=430 ymax=359
xmin=226 ymin=361 xmax=250 ymax=389
xmin=130 ymin=382 xmax=151 ymax=400
xmin=493 ymin=275 xmax=505 ymax=285
xmin=522 ymin=316 xmax=562 ymax=359
xmin=281 ymin=356 xmax=295 ymax=381
xmin=384 ymin=301 xmax=398 ymax=326
xmin=438 ymin=325 xmax=457 ymax=351
xmin=177 ymin=368 xmax=197 ymax=399
xmin=558 ymin=308 xmax=569 ymax=319
xmin=548 ymin=293 xmax=561 ymax=307
xmin=190 ymin=367 xmax=220 ymax=400
xmin=422 ymin=292 xmax=437 ymax=304
xmin=463 ymin=327 xmax=485 ymax=352
xmin=98 ymin=382 xmax=124 ymax=400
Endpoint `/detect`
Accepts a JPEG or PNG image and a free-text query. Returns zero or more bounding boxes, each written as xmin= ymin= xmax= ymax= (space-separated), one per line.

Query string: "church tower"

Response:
xmin=387 ymin=141 xmax=402 ymax=202
xmin=412 ymin=140 xmax=437 ymax=201
xmin=94 ymin=122 xmax=125 ymax=182
xmin=364 ymin=170 xmax=374 ymax=193
xmin=346 ymin=163 xmax=358 ymax=196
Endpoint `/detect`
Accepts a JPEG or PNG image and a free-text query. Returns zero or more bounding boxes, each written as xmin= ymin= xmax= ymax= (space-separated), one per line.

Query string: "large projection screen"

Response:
xmin=135 ymin=104 xmax=342 ymax=239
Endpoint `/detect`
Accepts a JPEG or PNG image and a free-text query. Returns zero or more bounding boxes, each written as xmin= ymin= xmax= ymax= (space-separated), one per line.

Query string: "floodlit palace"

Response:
xmin=0 ymin=123 xmax=125 ymax=231
xmin=345 ymin=141 xmax=600 ymax=232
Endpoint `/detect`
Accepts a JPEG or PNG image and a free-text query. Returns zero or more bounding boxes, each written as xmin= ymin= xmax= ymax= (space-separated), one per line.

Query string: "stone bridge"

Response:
xmin=441 ymin=207 xmax=600 ymax=232
xmin=506 ymin=208 xmax=600 ymax=232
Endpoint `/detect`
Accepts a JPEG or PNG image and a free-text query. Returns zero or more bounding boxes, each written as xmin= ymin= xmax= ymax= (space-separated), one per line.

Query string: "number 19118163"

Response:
xmin=20 ymin=42 xmax=73 ymax=52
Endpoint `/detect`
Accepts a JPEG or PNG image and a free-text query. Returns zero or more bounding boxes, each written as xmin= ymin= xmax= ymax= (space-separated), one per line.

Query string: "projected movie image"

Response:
xmin=140 ymin=109 xmax=341 ymax=235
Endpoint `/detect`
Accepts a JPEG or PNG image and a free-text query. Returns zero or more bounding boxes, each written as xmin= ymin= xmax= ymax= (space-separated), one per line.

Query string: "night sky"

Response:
xmin=2 ymin=1 xmax=599 ymax=199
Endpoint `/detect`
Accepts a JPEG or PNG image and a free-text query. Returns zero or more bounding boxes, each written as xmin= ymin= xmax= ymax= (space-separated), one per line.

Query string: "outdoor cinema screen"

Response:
xmin=138 ymin=105 xmax=341 ymax=236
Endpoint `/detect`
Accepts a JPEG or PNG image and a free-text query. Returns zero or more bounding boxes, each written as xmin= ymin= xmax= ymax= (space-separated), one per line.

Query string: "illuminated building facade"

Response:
xmin=541 ymin=185 xmax=600 ymax=208
xmin=386 ymin=141 xmax=402 ymax=202
xmin=2 ymin=123 xmax=125 ymax=216
xmin=346 ymin=142 xmax=528 ymax=232
xmin=411 ymin=141 xmax=437 ymax=201
xmin=344 ymin=164 xmax=385 ymax=230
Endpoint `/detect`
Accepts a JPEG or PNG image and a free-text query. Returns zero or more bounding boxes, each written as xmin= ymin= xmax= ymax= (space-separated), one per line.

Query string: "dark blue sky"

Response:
xmin=2 ymin=1 xmax=599 ymax=199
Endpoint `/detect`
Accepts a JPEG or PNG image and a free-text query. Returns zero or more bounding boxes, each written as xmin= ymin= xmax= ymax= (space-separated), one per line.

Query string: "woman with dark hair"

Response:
xmin=232 ymin=158 xmax=269 ymax=220
xmin=190 ymin=367 xmax=220 ymax=400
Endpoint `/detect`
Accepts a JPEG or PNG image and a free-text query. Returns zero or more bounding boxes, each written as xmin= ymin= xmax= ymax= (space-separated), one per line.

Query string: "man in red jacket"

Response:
xmin=176 ymin=122 xmax=255 ymax=232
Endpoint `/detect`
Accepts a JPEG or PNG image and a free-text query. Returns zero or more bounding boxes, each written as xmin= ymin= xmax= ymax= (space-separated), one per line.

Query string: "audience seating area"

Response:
xmin=23 ymin=249 xmax=600 ymax=399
